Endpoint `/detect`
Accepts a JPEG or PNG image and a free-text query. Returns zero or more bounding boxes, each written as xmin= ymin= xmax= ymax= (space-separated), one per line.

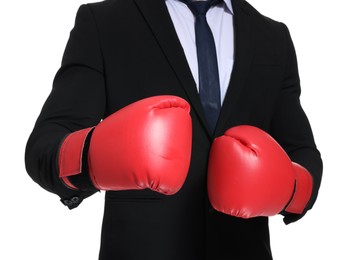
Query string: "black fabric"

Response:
xmin=25 ymin=0 xmax=323 ymax=259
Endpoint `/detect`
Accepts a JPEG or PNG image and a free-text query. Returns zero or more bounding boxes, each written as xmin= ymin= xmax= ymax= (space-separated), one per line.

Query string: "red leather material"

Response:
xmin=285 ymin=162 xmax=313 ymax=214
xmin=207 ymin=125 xmax=295 ymax=218
xmin=88 ymin=95 xmax=192 ymax=195
xmin=58 ymin=127 xmax=94 ymax=189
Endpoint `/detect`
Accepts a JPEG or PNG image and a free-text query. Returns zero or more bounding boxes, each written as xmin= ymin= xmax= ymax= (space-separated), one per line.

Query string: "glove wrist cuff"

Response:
xmin=285 ymin=162 xmax=313 ymax=214
xmin=58 ymin=127 xmax=95 ymax=189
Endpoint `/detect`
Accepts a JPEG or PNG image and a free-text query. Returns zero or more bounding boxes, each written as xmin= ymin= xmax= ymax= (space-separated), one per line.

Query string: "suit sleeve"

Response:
xmin=25 ymin=4 xmax=106 ymax=209
xmin=270 ymin=24 xmax=323 ymax=224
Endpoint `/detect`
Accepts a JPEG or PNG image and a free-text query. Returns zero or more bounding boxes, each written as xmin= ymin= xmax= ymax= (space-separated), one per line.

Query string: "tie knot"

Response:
xmin=181 ymin=0 xmax=222 ymax=16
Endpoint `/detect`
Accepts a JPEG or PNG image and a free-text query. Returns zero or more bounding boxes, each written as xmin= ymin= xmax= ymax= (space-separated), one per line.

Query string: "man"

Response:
xmin=25 ymin=0 xmax=323 ymax=259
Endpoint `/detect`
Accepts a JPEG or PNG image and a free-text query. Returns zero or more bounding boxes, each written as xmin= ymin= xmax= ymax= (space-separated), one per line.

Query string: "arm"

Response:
xmin=207 ymin=24 xmax=322 ymax=224
xmin=270 ymin=23 xmax=323 ymax=224
xmin=25 ymin=4 xmax=105 ymax=209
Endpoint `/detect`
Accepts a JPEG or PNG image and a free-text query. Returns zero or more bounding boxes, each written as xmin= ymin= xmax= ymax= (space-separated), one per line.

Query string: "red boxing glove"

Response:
xmin=59 ymin=95 xmax=192 ymax=195
xmin=207 ymin=125 xmax=313 ymax=218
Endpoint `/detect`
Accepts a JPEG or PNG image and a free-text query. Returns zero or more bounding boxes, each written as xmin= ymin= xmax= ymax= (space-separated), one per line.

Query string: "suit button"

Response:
xmin=62 ymin=196 xmax=80 ymax=206
xmin=70 ymin=196 xmax=80 ymax=203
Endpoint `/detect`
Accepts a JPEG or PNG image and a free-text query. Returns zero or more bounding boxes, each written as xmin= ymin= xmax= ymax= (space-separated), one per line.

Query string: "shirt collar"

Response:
xmin=167 ymin=0 xmax=233 ymax=15
xmin=223 ymin=0 xmax=234 ymax=15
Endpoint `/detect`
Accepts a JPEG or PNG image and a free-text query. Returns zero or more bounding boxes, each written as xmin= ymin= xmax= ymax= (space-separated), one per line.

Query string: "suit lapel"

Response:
xmin=133 ymin=0 xmax=255 ymax=138
xmin=215 ymin=0 xmax=254 ymax=136
xmin=133 ymin=0 xmax=210 ymax=134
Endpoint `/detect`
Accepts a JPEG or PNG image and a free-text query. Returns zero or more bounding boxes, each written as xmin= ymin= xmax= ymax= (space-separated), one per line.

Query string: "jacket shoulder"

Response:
xmin=237 ymin=0 xmax=284 ymax=27
xmin=235 ymin=0 xmax=290 ymax=41
xmin=78 ymin=0 xmax=139 ymax=26
xmin=86 ymin=0 xmax=132 ymax=12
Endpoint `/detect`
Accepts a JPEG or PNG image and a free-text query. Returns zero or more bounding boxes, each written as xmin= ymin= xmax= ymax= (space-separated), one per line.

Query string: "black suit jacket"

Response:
xmin=25 ymin=0 xmax=323 ymax=259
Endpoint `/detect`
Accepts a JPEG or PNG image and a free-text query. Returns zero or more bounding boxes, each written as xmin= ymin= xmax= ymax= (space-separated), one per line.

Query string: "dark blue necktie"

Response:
xmin=181 ymin=0 xmax=222 ymax=133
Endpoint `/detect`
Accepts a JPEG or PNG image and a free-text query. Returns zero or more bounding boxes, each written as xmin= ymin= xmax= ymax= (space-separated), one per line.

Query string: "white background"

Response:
xmin=0 ymin=0 xmax=343 ymax=259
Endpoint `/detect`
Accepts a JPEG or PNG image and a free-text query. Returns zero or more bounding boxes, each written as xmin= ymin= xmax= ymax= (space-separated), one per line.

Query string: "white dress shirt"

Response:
xmin=165 ymin=0 xmax=234 ymax=104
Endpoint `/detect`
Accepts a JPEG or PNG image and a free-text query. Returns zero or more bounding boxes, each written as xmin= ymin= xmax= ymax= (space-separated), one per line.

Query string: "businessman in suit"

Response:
xmin=25 ymin=0 xmax=323 ymax=259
